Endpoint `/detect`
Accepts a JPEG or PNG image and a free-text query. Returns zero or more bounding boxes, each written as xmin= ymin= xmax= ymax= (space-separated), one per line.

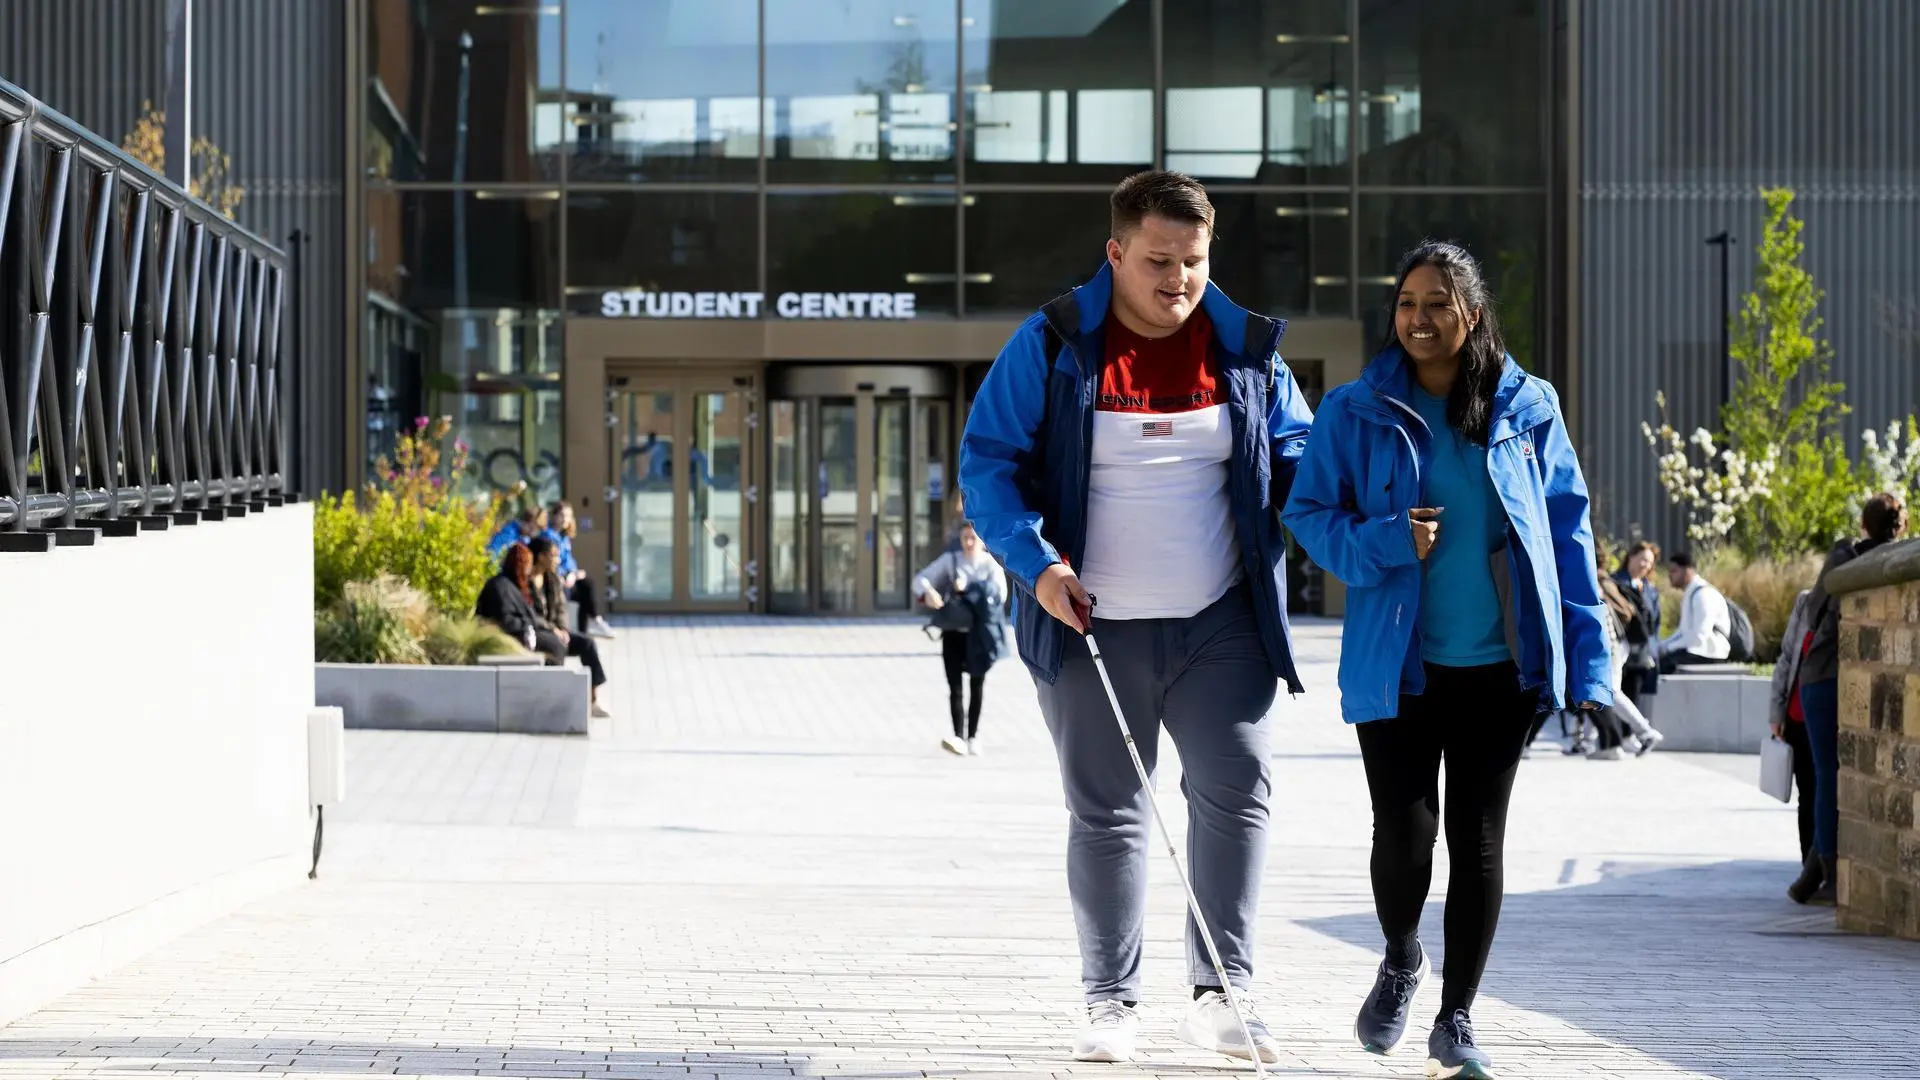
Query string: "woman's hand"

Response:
xmin=921 ymin=591 xmax=945 ymax=611
xmin=1036 ymin=563 xmax=1092 ymax=633
xmin=1410 ymin=507 xmax=1444 ymax=560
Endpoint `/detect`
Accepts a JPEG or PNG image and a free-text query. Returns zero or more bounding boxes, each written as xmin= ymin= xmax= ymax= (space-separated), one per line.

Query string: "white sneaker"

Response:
xmin=1634 ymin=728 xmax=1664 ymax=756
xmin=966 ymin=738 xmax=982 ymax=757
xmin=1073 ymin=1000 xmax=1140 ymax=1063
xmin=1177 ymin=989 xmax=1280 ymax=1064
xmin=940 ymin=736 xmax=967 ymax=756
xmin=590 ymin=703 xmax=612 ymax=719
xmin=586 ymin=616 xmax=616 ymax=639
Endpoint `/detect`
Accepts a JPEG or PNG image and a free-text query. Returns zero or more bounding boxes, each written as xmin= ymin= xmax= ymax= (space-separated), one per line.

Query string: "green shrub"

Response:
xmin=316 ymin=577 xmax=430 ymax=665
xmin=424 ymin=613 xmax=525 ymax=666
xmin=313 ymin=489 xmax=495 ymax=615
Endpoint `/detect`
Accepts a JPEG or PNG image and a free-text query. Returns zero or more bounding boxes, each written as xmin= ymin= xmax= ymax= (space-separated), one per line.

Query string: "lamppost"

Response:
xmin=1706 ymin=231 xmax=1737 ymax=407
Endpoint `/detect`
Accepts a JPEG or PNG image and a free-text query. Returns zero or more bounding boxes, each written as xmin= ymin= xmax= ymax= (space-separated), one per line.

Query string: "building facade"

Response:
xmin=12 ymin=1 xmax=1910 ymax=616
xmin=354 ymin=0 xmax=1569 ymax=615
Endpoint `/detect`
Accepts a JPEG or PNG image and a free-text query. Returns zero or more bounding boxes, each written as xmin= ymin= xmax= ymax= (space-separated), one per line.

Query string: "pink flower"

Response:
xmin=414 ymin=416 xmax=429 ymax=431
xmin=430 ymin=475 xmax=444 ymax=488
xmin=454 ymin=439 xmax=470 ymax=453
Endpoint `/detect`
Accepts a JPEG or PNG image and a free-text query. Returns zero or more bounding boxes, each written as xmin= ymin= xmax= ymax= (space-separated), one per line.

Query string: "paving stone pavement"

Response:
xmin=4 ymin=617 xmax=1918 ymax=1079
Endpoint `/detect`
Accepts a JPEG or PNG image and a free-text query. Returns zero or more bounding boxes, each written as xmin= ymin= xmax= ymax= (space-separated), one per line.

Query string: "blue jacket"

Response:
xmin=1280 ymin=347 xmax=1612 ymax=723
xmin=486 ymin=521 xmax=538 ymax=560
xmin=958 ymin=263 xmax=1316 ymax=692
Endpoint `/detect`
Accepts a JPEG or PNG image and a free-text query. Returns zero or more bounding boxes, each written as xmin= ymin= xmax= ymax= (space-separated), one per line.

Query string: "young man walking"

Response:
xmin=958 ymin=171 xmax=1314 ymax=1064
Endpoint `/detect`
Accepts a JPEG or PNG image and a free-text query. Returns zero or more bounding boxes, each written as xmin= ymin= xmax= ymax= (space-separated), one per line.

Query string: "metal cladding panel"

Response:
xmin=0 ymin=0 xmax=167 ymax=139
xmin=1580 ymin=0 xmax=1920 ymax=546
xmin=193 ymin=0 xmax=349 ymax=497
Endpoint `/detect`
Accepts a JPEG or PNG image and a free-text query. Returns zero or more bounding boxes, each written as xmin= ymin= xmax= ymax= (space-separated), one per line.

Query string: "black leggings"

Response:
xmin=568 ymin=576 xmax=602 ymax=629
xmin=1781 ymin=717 xmax=1817 ymax=862
xmin=941 ymin=632 xmax=984 ymax=739
xmin=534 ymin=627 xmax=607 ymax=688
xmin=1356 ymin=661 xmax=1534 ymax=1019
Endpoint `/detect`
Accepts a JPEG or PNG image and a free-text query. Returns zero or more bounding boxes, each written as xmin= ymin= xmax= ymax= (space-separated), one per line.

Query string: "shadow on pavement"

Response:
xmin=0 ymin=1035 xmax=1326 ymax=1079
xmin=1297 ymin=857 xmax=1920 ymax=1079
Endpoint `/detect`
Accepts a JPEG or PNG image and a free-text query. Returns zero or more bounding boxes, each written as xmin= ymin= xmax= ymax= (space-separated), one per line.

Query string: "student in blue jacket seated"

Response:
xmin=1284 ymin=241 xmax=1611 ymax=1080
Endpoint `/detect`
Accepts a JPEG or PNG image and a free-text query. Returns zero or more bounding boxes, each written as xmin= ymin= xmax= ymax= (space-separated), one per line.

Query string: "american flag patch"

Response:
xmin=1140 ymin=419 xmax=1174 ymax=438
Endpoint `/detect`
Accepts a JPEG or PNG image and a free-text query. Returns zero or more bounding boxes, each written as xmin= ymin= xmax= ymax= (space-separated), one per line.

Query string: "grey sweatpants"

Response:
xmin=1034 ymin=583 xmax=1278 ymax=1003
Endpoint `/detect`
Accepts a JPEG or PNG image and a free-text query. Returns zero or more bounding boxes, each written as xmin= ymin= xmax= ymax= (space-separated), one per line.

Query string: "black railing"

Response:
xmin=0 ymin=77 xmax=291 ymax=552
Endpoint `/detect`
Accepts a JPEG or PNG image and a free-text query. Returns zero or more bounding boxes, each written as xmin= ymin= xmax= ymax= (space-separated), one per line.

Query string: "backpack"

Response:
xmin=1724 ymin=598 xmax=1756 ymax=663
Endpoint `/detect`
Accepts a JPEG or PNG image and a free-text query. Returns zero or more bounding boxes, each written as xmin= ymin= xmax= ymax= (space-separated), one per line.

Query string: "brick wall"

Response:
xmin=1836 ymin=581 xmax=1920 ymax=939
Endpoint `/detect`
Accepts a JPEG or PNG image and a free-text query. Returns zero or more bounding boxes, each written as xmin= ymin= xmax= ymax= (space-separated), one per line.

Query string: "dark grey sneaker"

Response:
xmin=1427 ymin=1009 xmax=1495 ymax=1079
xmin=1355 ymin=946 xmax=1430 ymax=1054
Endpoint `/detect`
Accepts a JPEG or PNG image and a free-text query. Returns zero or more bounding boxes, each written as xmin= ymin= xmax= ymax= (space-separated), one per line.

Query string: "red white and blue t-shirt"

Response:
xmin=1078 ymin=309 xmax=1243 ymax=620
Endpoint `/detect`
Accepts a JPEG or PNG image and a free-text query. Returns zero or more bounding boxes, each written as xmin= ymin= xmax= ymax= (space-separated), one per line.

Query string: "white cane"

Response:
xmin=1082 ymin=614 xmax=1268 ymax=1076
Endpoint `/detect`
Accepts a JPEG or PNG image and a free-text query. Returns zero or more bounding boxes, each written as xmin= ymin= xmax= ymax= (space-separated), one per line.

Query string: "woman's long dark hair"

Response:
xmin=502 ymin=543 xmax=534 ymax=602
xmin=1381 ymin=241 xmax=1508 ymax=446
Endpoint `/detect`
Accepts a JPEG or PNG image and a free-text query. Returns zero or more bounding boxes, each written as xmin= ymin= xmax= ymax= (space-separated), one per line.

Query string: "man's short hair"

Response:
xmin=1863 ymin=492 xmax=1906 ymax=542
xmin=518 ymin=506 xmax=544 ymax=525
xmin=1669 ymin=550 xmax=1696 ymax=569
xmin=528 ymin=536 xmax=555 ymax=559
xmin=1111 ymin=170 xmax=1215 ymax=240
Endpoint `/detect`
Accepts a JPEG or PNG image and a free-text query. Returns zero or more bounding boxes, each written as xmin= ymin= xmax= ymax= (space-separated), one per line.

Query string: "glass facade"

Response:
xmin=365 ymin=0 xmax=1554 ymax=495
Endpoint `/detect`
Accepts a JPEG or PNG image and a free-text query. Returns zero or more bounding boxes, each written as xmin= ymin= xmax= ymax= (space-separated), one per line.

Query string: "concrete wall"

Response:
xmin=1829 ymin=538 xmax=1920 ymax=940
xmin=0 ymin=506 xmax=316 ymax=1024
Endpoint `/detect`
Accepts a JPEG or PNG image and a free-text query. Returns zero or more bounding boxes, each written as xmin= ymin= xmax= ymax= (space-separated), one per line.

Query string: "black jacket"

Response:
xmin=1804 ymin=537 xmax=1889 ymax=683
xmin=476 ymin=573 xmax=541 ymax=640
xmin=1612 ymin=571 xmax=1662 ymax=673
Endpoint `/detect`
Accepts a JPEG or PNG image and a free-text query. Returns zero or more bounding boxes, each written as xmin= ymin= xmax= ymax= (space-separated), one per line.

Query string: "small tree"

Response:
xmin=120 ymin=101 xmax=246 ymax=219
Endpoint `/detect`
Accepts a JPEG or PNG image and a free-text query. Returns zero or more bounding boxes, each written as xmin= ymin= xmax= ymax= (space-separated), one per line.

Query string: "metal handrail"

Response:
xmin=0 ymin=77 xmax=291 ymax=539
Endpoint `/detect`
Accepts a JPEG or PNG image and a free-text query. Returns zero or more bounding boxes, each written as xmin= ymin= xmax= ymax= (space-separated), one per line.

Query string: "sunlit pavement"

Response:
xmin=2 ymin=617 xmax=1914 ymax=1079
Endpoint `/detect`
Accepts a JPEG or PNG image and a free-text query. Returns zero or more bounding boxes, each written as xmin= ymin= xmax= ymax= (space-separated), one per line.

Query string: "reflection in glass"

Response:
xmin=1357 ymin=0 xmax=1543 ymax=185
xmin=366 ymin=189 xmax=562 ymax=503
xmin=689 ymin=392 xmax=746 ymax=600
xmin=874 ymin=399 xmax=909 ymax=610
xmin=913 ymin=399 xmax=950 ymax=570
xmin=562 ymin=0 xmax=761 ymax=182
xmin=1209 ymin=194 xmax=1353 ymax=318
xmin=1357 ymin=194 xmax=1545 ymax=370
xmin=963 ymin=0 xmax=1153 ymax=182
xmin=615 ymin=391 xmax=676 ymax=601
xmin=766 ymin=194 xmax=958 ymax=316
xmin=566 ymin=191 xmax=759 ymax=314
xmin=770 ymin=400 xmax=813 ymax=612
xmin=1162 ymin=0 xmax=1351 ymax=183
xmin=963 ymin=193 xmax=1111 ymax=316
xmin=818 ymin=399 xmax=859 ymax=612
xmin=365 ymin=0 xmax=561 ymax=182
xmin=766 ymin=0 xmax=958 ymax=182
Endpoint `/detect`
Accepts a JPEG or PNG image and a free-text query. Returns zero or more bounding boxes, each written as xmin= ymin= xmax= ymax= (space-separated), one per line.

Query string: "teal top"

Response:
xmin=1412 ymin=388 xmax=1511 ymax=667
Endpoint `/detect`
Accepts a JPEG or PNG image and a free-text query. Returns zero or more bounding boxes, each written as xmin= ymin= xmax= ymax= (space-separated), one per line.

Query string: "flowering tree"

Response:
xmin=1645 ymin=188 xmax=1917 ymax=560
xmin=1641 ymin=392 xmax=1779 ymax=549
xmin=1858 ymin=418 xmax=1920 ymax=504
xmin=120 ymin=101 xmax=245 ymax=219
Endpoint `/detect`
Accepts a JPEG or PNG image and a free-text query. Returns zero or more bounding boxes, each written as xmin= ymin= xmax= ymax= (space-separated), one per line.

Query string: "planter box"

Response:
xmin=315 ymin=662 xmax=589 ymax=735
xmin=1654 ymin=673 xmax=1771 ymax=753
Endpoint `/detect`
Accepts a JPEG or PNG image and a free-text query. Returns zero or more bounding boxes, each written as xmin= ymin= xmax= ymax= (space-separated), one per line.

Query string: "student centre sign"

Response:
xmin=599 ymin=290 xmax=921 ymax=319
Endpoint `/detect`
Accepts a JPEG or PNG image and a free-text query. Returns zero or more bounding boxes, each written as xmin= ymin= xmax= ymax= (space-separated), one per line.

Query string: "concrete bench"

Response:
xmin=315 ymin=662 xmax=590 ymax=735
xmin=1654 ymin=673 xmax=1771 ymax=753
xmin=477 ymin=653 xmax=545 ymax=667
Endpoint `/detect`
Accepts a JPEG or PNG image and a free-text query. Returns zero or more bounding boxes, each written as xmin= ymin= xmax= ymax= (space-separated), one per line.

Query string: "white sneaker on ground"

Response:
xmin=1177 ymin=989 xmax=1281 ymax=1064
xmin=586 ymin=616 xmax=616 ymax=639
xmin=940 ymin=736 xmax=967 ymax=756
xmin=590 ymin=703 xmax=612 ymax=719
xmin=1073 ymin=999 xmax=1140 ymax=1063
xmin=966 ymin=738 xmax=982 ymax=757
xmin=1634 ymin=729 xmax=1665 ymax=756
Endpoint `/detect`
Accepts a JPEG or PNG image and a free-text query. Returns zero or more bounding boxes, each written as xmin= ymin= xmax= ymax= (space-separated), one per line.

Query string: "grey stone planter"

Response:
xmin=315 ymin=662 xmax=589 ymax=735
xmin=1652 ymin=672 xmax=1771 ymax=753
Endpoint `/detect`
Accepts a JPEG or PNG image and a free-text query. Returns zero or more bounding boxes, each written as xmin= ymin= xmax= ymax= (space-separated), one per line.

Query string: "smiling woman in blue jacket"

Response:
xmin=1283 ymin=241 xmax=1610 ymax=1080
xmin=959 ymin=171 xmax=1314 ymax=1067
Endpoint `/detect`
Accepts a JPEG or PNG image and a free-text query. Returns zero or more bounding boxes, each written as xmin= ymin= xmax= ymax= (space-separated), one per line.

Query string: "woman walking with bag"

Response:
xmin=1284 ymin=241 xmax=1611 ymax=1080
xmin=914 ymin=520 xmax=1008 ymax=756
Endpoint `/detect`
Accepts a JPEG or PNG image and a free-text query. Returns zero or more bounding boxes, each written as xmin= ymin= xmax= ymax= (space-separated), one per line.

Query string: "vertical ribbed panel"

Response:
xmin=0 ymin=0 xmax=166 ymax=137
xmin=1581 ymin=0 xmax=1920 ymax=545
xmin=193 ymin=0 xmax=348 ymax=496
